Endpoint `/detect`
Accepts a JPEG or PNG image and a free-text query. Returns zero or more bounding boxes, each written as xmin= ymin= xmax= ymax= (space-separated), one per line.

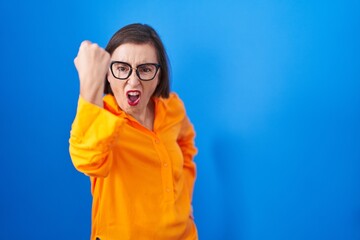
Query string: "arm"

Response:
xmin=177 ymin=114 xmax=198 ymax=202
xmin=69 ymin=40 xmax=118 ymax=177
xmin=69 ymin=96 xmax=123 ymax=177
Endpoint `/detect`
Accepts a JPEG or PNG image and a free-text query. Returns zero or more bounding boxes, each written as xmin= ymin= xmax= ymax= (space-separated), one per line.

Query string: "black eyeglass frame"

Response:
xmin=110 ymin=61 xmax=161 ymax=81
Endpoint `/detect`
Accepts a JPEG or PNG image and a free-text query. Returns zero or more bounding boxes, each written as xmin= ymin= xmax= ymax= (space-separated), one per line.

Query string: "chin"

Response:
xmin=124 ymin=103 xmax=141 ymax=114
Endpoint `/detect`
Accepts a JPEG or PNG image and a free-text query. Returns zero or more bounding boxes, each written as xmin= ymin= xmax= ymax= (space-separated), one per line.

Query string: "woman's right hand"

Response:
xmin=74 ymin=40 xmax=110 ymax=107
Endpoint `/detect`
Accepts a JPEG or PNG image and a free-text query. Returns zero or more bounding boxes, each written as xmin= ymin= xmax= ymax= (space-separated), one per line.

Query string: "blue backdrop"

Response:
xmin=1 ymin=0 xmax=359 ymax=239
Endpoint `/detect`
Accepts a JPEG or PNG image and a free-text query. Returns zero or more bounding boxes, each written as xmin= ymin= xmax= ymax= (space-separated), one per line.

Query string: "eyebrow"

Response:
xmin=111 ymin=61 xmax=159 ymax=66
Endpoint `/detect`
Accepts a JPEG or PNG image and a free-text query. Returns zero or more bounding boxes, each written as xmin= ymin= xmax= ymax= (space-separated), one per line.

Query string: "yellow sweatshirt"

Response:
xmin=69 ymin=93 xmax=198 ymax=240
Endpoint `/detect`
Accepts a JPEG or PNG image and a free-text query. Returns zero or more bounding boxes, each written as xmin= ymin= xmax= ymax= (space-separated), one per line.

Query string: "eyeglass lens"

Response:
xmin=111 ymin=62 xmax=159 ymax=80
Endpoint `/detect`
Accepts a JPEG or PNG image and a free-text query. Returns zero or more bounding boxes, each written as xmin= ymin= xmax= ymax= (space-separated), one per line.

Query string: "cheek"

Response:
xmin=109 ymin=77 xmax=125 ymax=93
xmin=144 ymin=84 xmax=157 ymax=97
xmin=149 ymin=78 xmax=160 ymax=94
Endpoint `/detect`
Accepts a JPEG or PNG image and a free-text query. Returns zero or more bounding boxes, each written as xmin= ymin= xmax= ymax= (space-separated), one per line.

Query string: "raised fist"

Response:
xmin=74 ymin=40 xmax=110 ymax=107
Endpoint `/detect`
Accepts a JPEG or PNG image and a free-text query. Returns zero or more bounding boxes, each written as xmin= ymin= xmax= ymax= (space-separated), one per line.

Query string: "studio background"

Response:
xmin=1 ymin=0 xmax=359 ymax=239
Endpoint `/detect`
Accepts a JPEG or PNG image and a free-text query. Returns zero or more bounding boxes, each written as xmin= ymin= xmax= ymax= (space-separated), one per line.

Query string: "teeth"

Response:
xmin=128 ymin=92 xmax=140 ymax=96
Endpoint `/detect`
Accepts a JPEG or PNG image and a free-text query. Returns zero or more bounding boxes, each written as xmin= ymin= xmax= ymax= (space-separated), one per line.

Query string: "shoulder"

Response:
xmin=155 ymin=92 xmax=188 ymax=122
xmin=103 ymin=94 xmax=124 ymax=116
xmin=158 ymin=92 xmax=186 ymax=112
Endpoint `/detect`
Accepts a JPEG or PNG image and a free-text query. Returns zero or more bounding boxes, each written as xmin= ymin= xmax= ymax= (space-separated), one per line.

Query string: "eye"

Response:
xmin=138 ymin=65 xmax=154 ymax=73
xmin=117 ymin=65 xmax=130 ymax=72
xmin=112 ymin=62 xmax=130 ymax=72
xmin=111 ymin=62 xmax=132 ymax=79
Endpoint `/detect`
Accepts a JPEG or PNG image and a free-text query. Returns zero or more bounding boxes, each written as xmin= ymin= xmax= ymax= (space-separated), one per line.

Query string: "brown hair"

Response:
xmin=104 ymin=23 xmax=170 ymax=98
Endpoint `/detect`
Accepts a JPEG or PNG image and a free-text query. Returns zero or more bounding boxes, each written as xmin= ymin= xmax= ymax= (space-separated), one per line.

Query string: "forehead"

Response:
xmin=111 ymin=43 xmax=158 ymax=63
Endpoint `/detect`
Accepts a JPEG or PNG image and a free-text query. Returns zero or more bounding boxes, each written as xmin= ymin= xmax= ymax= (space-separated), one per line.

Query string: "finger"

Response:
xmin=80 ymin=40 xmax=92 ymax=50
xmin=90 ymin=42 xmax=99 ymax=48
xmin=89 ymin=43 xmax=104 ymax=52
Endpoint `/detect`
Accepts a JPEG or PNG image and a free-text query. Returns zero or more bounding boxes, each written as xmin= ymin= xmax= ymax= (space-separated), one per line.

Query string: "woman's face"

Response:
xmin=108 ymin=43 xmax=159 ymax=117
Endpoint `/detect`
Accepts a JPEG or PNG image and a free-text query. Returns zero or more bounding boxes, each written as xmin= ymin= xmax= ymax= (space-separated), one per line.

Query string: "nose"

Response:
xmin=127 ymin=70 xmax=141 ymax=87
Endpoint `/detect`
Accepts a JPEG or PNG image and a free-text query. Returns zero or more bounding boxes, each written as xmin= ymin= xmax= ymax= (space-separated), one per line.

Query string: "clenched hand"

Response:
xmin=74 ymin=40 xmax=110 ymax=107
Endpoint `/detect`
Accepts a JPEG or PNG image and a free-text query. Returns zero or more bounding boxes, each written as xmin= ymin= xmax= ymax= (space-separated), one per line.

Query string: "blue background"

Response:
xmin=1 ymin=0 xmax=359 ymax=239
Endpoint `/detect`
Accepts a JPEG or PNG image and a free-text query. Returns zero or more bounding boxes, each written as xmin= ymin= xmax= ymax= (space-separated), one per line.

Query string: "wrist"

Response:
xmin=80 ymin=87 xmax=104 ymax=108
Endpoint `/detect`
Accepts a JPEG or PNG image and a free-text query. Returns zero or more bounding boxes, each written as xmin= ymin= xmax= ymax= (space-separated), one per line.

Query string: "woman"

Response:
xmin=69 ymin=23 xmax=198 ymax=240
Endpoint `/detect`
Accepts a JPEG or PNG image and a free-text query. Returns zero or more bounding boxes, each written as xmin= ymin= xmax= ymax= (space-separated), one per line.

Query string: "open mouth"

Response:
xmin=127 ymin=90 xmax=141 ymax=106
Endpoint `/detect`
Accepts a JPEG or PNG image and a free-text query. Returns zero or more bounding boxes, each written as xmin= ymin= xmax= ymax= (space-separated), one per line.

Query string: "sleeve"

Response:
xmin=177 ymin=113 xmax=198 ymax=202
xmin=69 ymin=96 xmax=123 ymax=177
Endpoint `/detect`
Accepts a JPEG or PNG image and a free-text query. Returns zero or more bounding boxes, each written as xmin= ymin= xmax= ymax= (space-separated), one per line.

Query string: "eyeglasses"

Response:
xmin=110 ymin=61 xmax=161 ymax=81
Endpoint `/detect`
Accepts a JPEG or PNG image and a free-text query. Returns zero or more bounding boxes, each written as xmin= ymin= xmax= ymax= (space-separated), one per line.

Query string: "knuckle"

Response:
xmin=91 ymin=43 xmax=99 ymax=49
xmin=80 ymin=40 xmax=91 ymax=48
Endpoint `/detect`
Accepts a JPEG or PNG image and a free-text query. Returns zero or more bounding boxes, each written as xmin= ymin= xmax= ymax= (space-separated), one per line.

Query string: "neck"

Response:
xmin=133 ymin=100 xmax=155 ymax=130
